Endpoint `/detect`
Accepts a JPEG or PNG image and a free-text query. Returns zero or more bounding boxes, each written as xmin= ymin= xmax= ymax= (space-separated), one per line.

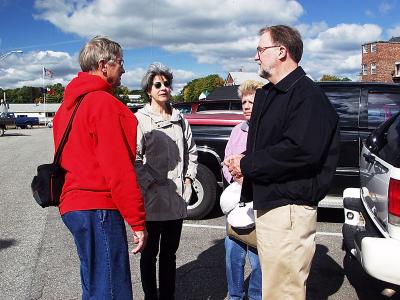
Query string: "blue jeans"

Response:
xmin=225 ymin=236 xmax=262 ymax=300
xmin=62 ymin=210 xmax=133 ymax=300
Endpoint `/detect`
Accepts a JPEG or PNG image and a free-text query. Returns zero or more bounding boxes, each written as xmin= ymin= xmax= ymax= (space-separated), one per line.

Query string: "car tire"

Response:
xmin=26 ymin=123 xmax=32 ymax=129
xmin=0 ymin=127 xmax=4 ymax=137
xmin=187 ymin=163 xmax=217 ymax=220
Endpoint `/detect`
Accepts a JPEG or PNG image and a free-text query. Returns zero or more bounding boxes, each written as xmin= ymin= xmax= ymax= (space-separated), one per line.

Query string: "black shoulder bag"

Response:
xmin=31 ymin=95 xmax=85 ymax=208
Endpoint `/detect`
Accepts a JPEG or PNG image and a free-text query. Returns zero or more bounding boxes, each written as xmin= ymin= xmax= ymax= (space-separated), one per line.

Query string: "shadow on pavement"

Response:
xmin=176 ymin=238 xmax=227 ymax=300
xmin=0 ymin=238 xmax=17 ymax=250
xmin=343 ymin=252 xmax=400 ymax=300
xmin=307 ymin=244 xmax=345 ymax=299
xmin=1 ymin=133 xmax=31 ymax=137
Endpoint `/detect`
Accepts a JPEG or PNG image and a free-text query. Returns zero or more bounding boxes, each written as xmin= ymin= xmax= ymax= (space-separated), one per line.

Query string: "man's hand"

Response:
xmin=132 ymin=228 xmax=148 ymax=254
xmin=224 ymin=154 xmax=244 ymax=179
xmin=234 ymin=176 xmax=244 ymax=185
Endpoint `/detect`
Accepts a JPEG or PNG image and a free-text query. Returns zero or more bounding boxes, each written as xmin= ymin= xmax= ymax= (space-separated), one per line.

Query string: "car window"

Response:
xmin=368 ymin=113 xmax=400 ymax=167
xmin=322 ymin=87 xmax=359 ymax=128
xmin=230 ymin=102 xmax=242 ymax=111
xmin=174 ymin=104 xmax=192 ymax=114
xmin=367 ymin=92 xmax=400 ymax=128
xmin=197 ymin=102 xmax=230 ymax=112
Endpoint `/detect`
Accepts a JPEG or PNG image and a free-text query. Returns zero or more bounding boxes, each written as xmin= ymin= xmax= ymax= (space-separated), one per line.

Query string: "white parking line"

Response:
xmin=184 ymin=223 xmax=225 ymax=229
xmin=316 ymin=232 xmax=342 ymax=237
xmin=183 ymin=223 xmax=342 ymax=237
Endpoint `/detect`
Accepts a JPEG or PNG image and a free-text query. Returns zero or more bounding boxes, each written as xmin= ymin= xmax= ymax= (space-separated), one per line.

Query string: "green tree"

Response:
xmin=320 ymin=74 xmax=352 ymax=81
xmin=181 ymin=74 xmax=224 ymax=102
xmin=112 ymin=85 xmax=131 ymax=104
xmin=44 ymin=83 xmax=64 ymax=103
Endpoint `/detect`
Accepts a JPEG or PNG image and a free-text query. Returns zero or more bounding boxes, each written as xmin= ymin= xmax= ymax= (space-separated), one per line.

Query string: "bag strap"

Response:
xmin=53 ymin=94 xmax=86 ymax=164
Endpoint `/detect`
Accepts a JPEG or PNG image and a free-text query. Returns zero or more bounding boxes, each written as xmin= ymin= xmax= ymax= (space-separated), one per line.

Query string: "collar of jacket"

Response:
xmin=241 ymin=121 xmax=249 ymax=132
xmin=140 ymin=103 xmax=183 ymax=128
xmin=268 ymin=66 xmax=306 ymax=93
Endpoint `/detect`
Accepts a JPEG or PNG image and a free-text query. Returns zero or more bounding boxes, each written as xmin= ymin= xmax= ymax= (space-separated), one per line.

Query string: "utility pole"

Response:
xmin=0 ymin=50 xmax=23 ymax=115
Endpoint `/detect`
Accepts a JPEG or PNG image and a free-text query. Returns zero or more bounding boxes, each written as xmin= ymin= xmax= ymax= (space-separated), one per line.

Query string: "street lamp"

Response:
xmin=0 ymin=50 xmax=23 ymax=62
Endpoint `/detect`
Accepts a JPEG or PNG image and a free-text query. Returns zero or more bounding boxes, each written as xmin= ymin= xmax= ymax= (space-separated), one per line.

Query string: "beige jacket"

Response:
xmin=135 ymin=104 xmax=198 ymax=221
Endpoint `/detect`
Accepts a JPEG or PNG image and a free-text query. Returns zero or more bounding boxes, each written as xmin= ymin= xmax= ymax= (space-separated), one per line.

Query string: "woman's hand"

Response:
xmin=183 ymin=178 xmax=193 ymax=203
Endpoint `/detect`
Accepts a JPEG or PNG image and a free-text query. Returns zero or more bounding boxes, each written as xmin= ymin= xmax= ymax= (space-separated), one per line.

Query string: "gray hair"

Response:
xmin=141 ymin=62 xmax=173 ymax=102
xmin=79 ymin=36 xmax=123 ymax=72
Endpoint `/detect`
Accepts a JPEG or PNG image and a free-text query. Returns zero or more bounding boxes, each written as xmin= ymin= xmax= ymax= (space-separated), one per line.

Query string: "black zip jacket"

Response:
xmin=240 ymin=67 xmax=340 ymax=209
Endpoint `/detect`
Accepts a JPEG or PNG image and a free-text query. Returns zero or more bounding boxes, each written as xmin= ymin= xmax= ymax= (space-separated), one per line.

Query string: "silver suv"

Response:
xmin=342 ymin=112 xmax=400 ymax=286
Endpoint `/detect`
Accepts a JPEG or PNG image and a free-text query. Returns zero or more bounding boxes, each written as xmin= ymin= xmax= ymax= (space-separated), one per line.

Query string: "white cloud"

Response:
xmin=387 ymin=25 xmax=400 ymax=38
xmin=2 ymin=1 xmax=392 ymax=90
xmin=0 ymin=50 xmax=197 ymax=93
xmin=365 ymin=10 xmax=374 ymax=17
xmin=297 ymin=22 xmax=329 ymax=38
xmin=34 ymin=0 xmax=303 ymax=47
xmin=305 ymin=24 xmax=382 ymax=53
xmin=302 ymin=24 xmax=382 ymax=80
xmin=303 ymin=53 xmax=362 ymax=81
xmin=33 ymin=0 xmax=303 ymax=70
xmin=379 ymin=1 xmax=395 ymax=14
xmin=0 ymin=51 xmax=78 ymax=89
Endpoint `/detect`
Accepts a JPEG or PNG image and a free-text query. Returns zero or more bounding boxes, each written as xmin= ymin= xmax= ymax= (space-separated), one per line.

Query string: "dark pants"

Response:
xmin=140 ymin=219 xmax=183 ymax=300
xmin=62 ymin=210 xmax=133 ymax=300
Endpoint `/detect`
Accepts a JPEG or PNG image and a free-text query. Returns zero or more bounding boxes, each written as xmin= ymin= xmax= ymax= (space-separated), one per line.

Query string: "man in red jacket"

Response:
xmin=53 ymin=36 xmax=147 ymax=299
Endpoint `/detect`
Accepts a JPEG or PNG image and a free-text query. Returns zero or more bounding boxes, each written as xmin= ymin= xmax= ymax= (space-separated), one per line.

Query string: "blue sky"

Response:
xmin=1 ymin=0 xmax=399 ymax=92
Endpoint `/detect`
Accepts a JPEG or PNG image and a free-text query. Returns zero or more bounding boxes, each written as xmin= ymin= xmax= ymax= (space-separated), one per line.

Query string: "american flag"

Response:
xmin=43 ymin=67 xmax=54 ymax=78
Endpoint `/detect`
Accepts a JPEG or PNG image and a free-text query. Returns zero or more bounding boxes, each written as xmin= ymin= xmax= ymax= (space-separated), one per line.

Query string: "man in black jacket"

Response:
xmin=224 ymin=25 xmax=339 ymax=299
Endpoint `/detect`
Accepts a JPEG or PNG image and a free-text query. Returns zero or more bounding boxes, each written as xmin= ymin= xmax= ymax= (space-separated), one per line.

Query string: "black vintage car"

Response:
xmin=185 ymin=82 xmax=400 ymax=220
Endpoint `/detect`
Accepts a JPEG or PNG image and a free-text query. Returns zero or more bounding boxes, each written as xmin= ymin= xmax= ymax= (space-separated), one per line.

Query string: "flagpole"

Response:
xmin=42 ymin=67 xmax=47 ymax=126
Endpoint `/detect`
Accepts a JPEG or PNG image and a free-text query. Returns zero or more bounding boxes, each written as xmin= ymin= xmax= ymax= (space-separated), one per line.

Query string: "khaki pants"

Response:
xmin=255 ymin=204 xmax=317 ymax=300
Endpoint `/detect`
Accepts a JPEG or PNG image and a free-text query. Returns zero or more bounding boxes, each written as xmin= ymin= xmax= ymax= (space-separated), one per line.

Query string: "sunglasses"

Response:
xmin=153 ymin=81 xmax=171 ymax=89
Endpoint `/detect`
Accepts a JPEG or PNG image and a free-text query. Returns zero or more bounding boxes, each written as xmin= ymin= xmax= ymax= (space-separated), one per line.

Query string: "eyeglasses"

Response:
xmin=153 ymin=81 xmax=171 ymax=89
xmin=109 ymin=58 xmax=124 ymax=67
xmin=256 ymin=45 xmax=280 ymax=55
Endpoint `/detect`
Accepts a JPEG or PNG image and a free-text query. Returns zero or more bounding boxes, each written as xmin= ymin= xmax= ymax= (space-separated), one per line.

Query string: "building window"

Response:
xmin=371 ymin=43 xmax=377 ymax=52
xmin=362 ymin=64 xmax=368 ymax=75
xmin=362 ymin=45 xmax=369 ymax=53
xmin=371 ymin=63 xmax=377 ymax=75
xmin=395 ymin=62 xmax=400 ymax=77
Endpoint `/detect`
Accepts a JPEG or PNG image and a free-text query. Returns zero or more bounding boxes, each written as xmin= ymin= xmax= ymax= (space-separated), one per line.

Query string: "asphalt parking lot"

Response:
xmin=1 ymin=128 xmax=399 ymax=300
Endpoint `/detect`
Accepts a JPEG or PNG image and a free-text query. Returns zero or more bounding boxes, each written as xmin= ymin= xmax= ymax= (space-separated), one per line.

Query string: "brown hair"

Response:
xmin=259 ymin=25 xmax=303 ymax=63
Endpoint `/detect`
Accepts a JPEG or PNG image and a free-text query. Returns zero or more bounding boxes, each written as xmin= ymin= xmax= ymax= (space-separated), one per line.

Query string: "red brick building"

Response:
xmin=361 ymin=37 xmax=400 ymax=83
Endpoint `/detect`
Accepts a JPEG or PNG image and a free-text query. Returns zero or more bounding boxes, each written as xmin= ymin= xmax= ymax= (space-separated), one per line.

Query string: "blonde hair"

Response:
xmin=238 ymin=80 xmax=264 ymax=99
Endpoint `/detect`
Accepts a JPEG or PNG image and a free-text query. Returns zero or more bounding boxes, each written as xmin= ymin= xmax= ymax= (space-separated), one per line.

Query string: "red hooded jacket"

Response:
xmin=53 ymin=72 xmax=145 ymax=231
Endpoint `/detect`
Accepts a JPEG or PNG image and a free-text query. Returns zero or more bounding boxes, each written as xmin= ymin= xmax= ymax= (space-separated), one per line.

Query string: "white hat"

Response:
xmin=219 ymin=181 xmax=241 ymax=215
xmin=227 ymin=202 xmax=255 ymax=229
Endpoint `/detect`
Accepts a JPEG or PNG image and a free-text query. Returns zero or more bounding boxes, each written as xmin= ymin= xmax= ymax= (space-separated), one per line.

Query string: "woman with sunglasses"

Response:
xmin=135 ymin=62 xmax=198 ymax=300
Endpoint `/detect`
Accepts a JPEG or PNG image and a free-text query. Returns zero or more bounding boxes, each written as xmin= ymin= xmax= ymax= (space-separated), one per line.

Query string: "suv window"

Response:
xmin=322 ymin=87 xmax=359 ymax=128
xmin=197 ymin=102 xmax=230 ymax=112
xmin=367 ymin=92 xmax=400 ymax=128
xmin=367 ymin=113 xmax=400 ymax=167
xmin=379 ymin=115 xmax=400 ymax=167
